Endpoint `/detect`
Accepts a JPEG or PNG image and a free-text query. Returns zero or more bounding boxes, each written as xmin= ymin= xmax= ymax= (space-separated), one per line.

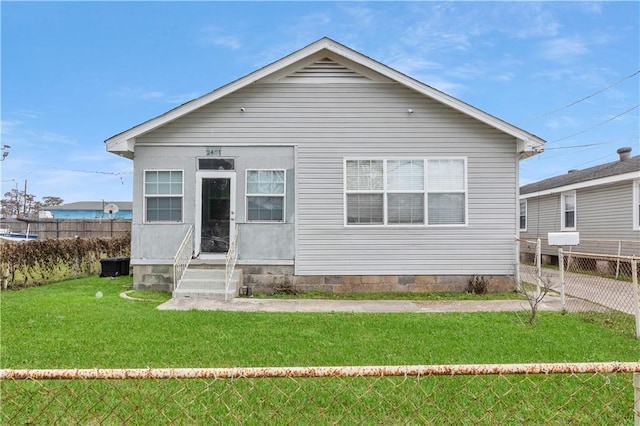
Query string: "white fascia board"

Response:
xmin=104 ymin=37 xmax=545 ymax=156
xmin=325 ymin=41 xmax=546 ymax=151
xmin=104 ymin=40 xmax=335 ymax=151
xmin=520 ymin=171 xmax=640 ymax=199
xmin=105 ymin=137 xmax=135 ymax=159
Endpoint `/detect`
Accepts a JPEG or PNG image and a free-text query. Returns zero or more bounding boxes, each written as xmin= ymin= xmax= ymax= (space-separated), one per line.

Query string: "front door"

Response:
xmin=195 ymin=172 xmax=236 ymax=256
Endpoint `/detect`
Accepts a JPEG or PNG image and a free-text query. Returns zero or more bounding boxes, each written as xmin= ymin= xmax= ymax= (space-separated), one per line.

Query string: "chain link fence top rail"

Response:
xmin=2 ymin=363 xmax=639 ymax=425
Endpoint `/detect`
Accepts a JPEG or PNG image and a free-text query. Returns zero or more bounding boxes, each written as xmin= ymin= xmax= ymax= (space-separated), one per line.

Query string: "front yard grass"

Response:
xmin=1 ymin=276 xmax=638 ymax=424
xmin=1 ymin=275 xmax=637 ymax=368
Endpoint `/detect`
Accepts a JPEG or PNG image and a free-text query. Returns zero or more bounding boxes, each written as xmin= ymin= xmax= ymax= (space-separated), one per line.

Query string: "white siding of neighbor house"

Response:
xmin=136 ymin=79 xmax=520 ymax=276
xmin=522 ymin=180 xmax=639 ymax=241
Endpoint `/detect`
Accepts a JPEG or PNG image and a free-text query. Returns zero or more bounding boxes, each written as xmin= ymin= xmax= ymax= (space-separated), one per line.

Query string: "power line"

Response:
xmin=523 ymin=70 xmax=640 ymax=122
xmin=544 ymin=141 xmax=615 ymax=150
xmin=547 ymin=104 xmax=639 ymax=145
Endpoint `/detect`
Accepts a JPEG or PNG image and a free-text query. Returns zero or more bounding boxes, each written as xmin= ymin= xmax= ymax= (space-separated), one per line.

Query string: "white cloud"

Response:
xmin=198 ymin=27 xmax=242 ymax=50
xmin=544 ymin=115 xmax=580 ymax=130
xmin=165 ymin=92 xmax=201 ymax=105
xmin=1 ymin=120 xmax=22 ymax=135
xmin=388 ymin=56 xmax=442 ymax=77
xmin=540 ymin=37 xmax=589 ymax=62
xmin=337 ymin=4 xmax=375 ymax=27
xmin=110 ymin=87 xmax=166 ymax=100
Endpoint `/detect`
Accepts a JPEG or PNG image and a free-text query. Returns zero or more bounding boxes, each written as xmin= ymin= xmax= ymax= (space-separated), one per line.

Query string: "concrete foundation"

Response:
xmin=240 ymin=265 xmax=516 ymax=295
xmin=133 ymin=264 xmax=174 ymax=291
xmin=133 ymin=263 xmax=517 ymax=294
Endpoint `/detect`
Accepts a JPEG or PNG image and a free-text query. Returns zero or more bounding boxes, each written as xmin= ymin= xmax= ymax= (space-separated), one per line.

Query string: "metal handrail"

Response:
xmin=225 ymin=224 xmax=240 ymax=301
xmin=173 ymin=225 xmax=194 ymax=292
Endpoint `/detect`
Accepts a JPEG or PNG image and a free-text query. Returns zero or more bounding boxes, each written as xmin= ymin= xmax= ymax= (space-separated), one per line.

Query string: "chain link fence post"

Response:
xmin=632 ymin=258 xmax=639 ymax=339
xmin=535 ymin=238 xmax=542 ymax=298
xmin=558 ymin=248 xmax=565 ymax=311
xmin=634 ymin=372 xmax=640 ymax=426
xmin=515 ymin=237 xmax=521 ymax=292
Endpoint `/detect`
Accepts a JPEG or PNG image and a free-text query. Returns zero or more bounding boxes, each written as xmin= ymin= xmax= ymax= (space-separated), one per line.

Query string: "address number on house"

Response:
xmin=206 ymin=147 xmax=222 ymax=156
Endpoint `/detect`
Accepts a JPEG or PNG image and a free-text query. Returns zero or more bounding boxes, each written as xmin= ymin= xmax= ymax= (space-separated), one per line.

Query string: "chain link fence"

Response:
xmin=2 ymin=363 xmax=639 ymax=424
xmin=519 ymin=238 xmax=640 ymax=338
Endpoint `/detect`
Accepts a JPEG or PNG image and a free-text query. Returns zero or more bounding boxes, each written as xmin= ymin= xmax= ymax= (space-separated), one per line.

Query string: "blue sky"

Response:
xmin=1 ymin=1 xmax=638 ymax=204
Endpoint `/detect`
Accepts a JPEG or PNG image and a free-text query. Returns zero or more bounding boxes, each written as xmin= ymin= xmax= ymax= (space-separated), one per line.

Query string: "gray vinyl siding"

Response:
xmin=137 ymin=82 xmax=519 ymax=275
xmin=520 ymin=194 xmax=560 ymax=240
xmin=130 ymin=144 xmax=295 ymax=263
xmin=520 ymin=181 xmax=640 ymax=256
xmin=577 ymin=181 xmax=636 ymax=240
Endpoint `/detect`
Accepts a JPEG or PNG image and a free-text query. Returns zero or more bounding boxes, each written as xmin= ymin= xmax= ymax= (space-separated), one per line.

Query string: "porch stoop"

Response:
xmin=174 ymin=266 xmax=241 ymax=301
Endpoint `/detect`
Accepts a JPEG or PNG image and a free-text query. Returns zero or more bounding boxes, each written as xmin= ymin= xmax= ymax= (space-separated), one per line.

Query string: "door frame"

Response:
xmin=195 ymin=171 xmax=236 ymax=258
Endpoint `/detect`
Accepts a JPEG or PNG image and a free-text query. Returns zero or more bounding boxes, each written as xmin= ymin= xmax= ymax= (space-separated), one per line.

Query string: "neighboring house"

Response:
xmin=45 ymin=201 xmax=133 ymax=219
xmin=105 ymin=37 xmax=545 ymax=295
xmin=520 ymin=147 xmax=640 ymax=259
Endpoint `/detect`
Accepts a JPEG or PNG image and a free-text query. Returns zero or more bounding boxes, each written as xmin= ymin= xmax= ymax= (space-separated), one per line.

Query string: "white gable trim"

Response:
xmin=105 ymin=37 xmax=545 ymax=157
xmin=520 ymin=171 xmax=640 ymax=199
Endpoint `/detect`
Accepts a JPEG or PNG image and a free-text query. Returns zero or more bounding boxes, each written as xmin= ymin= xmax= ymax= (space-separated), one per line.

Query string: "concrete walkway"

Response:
xmin=157 ymin=294 xmax=564 ymax=313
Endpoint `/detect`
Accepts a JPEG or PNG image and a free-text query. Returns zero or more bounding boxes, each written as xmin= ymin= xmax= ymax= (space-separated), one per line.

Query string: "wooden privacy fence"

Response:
xmin=2 ymin=219 xmax=131 ymax=239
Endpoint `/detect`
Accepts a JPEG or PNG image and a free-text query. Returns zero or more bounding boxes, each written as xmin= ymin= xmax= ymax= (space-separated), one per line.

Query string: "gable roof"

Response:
xmin=520 ymin=152 xmax=640 ymax=197
xmin=105 ymin=37 xmax=545 ymax=159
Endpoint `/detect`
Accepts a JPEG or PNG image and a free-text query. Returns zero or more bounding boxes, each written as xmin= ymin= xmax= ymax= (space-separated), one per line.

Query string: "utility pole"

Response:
xmin=22 ymin=180 xmax=27 ymax=217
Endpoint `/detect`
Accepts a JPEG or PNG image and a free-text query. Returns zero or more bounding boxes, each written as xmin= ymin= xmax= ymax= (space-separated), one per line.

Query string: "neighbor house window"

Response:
xmin=519 ymin=200 xmax=527 ymax=231
xmin=246 ymin=170 xmax=285 ymax=222
xmin=144 ymin=170 xmax=183 ymax=222
xmin=345 ymin=158 xmax=466 ymax=226
xmin=633 ymin=179 xmax=640 ymax=230
xmin=561 ymin=191 xmax=576 ymax=230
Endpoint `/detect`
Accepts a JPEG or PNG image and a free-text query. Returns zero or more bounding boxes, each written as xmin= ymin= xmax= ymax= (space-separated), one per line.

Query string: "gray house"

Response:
xmin=105 ymin=37 xmax=545 ymax=297
xmin=520 ymin=147 xmax=640 ymax=259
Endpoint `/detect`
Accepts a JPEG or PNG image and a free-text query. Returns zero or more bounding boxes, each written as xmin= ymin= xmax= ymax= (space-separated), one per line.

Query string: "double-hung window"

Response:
xmin=346 ymin=160 xmax=384 ymax=224
xmin=426 ymin=159 xmax=466 ymax=225
xmin=561 ymin=191 xmax=576 ymax=230
xmin=144 ymin=170 xmax=183 ymax=222
xmin=246 ymin=170 xmax=285 ymax=222
xmin=633 ymin=179 xmax=640 ymax=231
xmin=345 ymin=158 xmax=466 ymax=226
xmin=519 ymin=200 xmax=527 ymax=231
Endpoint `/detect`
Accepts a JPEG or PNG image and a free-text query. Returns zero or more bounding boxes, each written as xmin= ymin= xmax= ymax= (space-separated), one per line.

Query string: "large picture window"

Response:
xmin=345 ymin=158 xmax=466 ymax=226
xmin=246 ymin=170 xmax=285 ymax=222
xmin=144 ymin=170 xmax=183 ymax=222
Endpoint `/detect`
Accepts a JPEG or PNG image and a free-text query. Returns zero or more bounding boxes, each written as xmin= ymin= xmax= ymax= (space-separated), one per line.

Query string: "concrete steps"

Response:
xmin=174 ymin=267 xmax=241 ymax=301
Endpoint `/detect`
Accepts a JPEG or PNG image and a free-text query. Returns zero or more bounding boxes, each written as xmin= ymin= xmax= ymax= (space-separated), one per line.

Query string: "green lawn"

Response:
xmin=1 ymin=275 xmax=637 ymax=368
xmin=1 ymin=276 xmax=638 ymax=424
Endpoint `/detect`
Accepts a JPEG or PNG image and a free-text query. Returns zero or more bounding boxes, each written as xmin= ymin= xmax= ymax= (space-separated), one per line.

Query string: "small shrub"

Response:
xmin=273 ymin=277 xmax=298 ymax=295
xmin=468 ymin=275 xmax=488 ymax=295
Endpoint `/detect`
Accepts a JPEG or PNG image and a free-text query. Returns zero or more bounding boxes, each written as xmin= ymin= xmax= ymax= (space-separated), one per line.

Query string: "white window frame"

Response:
xmin=633 ymin=179 xmax=640 ymax=231
xmin=519 ymin=200 xmax=527 ymax=232
xmin=245 ymin=169 xmax=286 ymax=223
xmin=143 ymin=169 xmax=184 ymax=223
xmin=343 ymin=157 xmax=467 ymax=227
xmin=425 ymin=158 xmax=468 ymax=227
xmin=560 ymin=190 xmax=577 ymax=231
